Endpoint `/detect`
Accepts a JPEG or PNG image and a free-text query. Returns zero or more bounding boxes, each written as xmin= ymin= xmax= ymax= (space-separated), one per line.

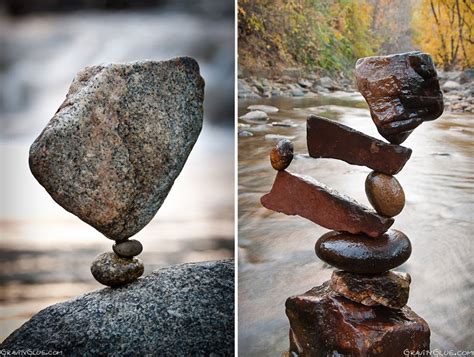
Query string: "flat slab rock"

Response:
xmin=29 ymin=57 xmax=204 ymax=241
xmin=307 ymin=115 xmax=412 ymax=175
xmin=261 ymin=170 xmax=393 ymax=237
xmin=330 ymin=270 xmax=411 ymax=309
xmin=0 ymin=260 xmax=234 ymax=355
xmin=356 ymin=51 xmax=443 ymax=144
xmin=286 ymin=281 xmax=430 ymax=356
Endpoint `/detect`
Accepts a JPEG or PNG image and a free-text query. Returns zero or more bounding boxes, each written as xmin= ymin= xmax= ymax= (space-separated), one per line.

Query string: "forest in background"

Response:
xmin=238 ymin=0 xmax=473 ymax=77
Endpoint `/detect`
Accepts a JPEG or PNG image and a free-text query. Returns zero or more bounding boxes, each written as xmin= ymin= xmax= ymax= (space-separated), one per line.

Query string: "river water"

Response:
xmin=238 ymin=93 xmax=474 ymax=355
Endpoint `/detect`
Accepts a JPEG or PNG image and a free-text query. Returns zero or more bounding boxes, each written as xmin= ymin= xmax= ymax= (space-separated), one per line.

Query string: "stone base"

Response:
xmin=286 ymin=282 xmax=430 ymax=356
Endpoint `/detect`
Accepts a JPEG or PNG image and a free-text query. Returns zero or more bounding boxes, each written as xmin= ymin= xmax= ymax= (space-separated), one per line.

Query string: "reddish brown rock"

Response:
xmin=286 ymin=282 xmax=430 ymax=356
xmin=366 ymin=171 xmax=405 ymax=217
xmin=270 ymin=139 xmax=294 ymax=171
xmin=315 ymin=229 xmax=411 ymax=274
xmin=261 ymin=170 xmax=393 ymax=238
xmin=355 ymin=51 xmax=444 ymax=144
xmin=307 ymin=115 xmax=412 ymax=175
xmin=330 ymin=270 xmax=411 ymax=309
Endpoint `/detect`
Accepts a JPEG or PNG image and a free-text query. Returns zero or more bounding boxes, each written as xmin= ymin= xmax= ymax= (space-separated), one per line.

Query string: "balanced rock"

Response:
xmin=261 ymin=170 xmax=393 ymax=238
xmin=330 ymin=270 xmax=411 ymax=309
xmin=113 ymin=239 xmax=143 ymax=258
xmin=29 ymin=58 xmax=204 ymax=241
xmin=355 ymin=51 xmax=443 ymax=144
xmin=366 ymin=171 xmax=405 ymax=217
xmin=270 ymin=139 xmax=294 ymax=171
xmin=307 ymin=115 xmax=412 ymax=175
xmin=1 ymin=260 xmax=234 ymax=355
xmin=91 ymin=252 xmax=144 ymax=287
xmin=315 ymin=229 xmax=411 ymax=274
xmin=286 ymin=282 xmax=430 ymax=356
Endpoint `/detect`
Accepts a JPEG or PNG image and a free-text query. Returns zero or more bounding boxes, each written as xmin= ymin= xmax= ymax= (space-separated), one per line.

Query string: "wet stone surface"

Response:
xmin=112 ymin=239 xmax=143 ymax=258
xmin=355 ymin=51 xmax=444 ymax=144
xmin=29 ymin=57 xmax=204 ymax=241
xmin=330 ymin=270 xmax=411 ymax=309
xmin=90 ymin=252 xmax=144 ymax=287
xmin=286 ymin=282 xmax=430 ymax=356
xmin=366 ymin=171 xmax=405 ymax=217
xmin=270 ymin=139 xmax=294 ymax=171
xmin=261 ymin=170 xmax=394 ymax=238
xmin=307 ymin=115 xmax=412 ymax=175
xmin=315 ymin=229 xmax=412 ymax=274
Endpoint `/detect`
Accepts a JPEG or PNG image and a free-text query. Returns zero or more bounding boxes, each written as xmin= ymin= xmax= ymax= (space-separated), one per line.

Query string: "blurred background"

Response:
xmin=0 ymin=0 xmax=234 ymax=341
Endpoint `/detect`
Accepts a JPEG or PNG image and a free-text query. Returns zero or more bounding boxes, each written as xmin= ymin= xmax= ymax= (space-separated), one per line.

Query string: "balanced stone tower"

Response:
xmin=29 ymin=57 xmax=204 ymax=287
xmin=261 ymin=52 xmax=443 ymax=355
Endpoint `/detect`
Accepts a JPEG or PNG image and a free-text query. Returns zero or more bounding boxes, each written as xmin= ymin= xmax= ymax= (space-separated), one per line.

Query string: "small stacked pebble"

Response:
xmin=262 ymin=51 xmax=443 ymax=355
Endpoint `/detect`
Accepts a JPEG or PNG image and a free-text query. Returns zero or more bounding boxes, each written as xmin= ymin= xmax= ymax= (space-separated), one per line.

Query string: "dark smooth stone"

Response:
xmin=307 ymin=115 xmax=412 ymax=175
xmin=261 ymin=170 xmax=393 ymax=238
xmin=90 ymin=252 xmax=144 ymax=287
xmin=270 ymin=139 xmax=294 ymax=171
xmin=286 ymin=281 xmax=430 ymax=356
xmin=330 ymin=270 xmax=411 ymax=309
xmin=315 ymin=229 xmax=411 ymax=273
xmin=365 ymin=171 xmax=405 ymax=217
xmin=356 ymin=51 xmax=444 ymax=144
xmin=113 ymin=239 xmax=143 ymax=258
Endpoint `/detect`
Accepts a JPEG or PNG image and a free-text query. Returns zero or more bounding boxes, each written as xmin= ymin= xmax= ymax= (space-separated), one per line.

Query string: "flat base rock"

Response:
xmin=261 ymin=170 xmax=393 ymax=238
xmin=0 ymin=260 xmax=234 ymax=355
xmin=286 ymin=282 xmax=430 ymax=356
xmin=330 ymin=270 xmax=411 ymax=309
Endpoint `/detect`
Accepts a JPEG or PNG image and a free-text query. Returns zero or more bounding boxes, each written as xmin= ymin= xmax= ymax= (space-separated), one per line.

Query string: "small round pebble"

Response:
xmin=365 ymin=171 xmax=405 ymax=217
xmin=113 ymin=239 xmax=143 ymax=258
xmin=270 ymin=139 xmax=294 ymax=171
xmin=91 ymin=252 xmax=144 ymax=287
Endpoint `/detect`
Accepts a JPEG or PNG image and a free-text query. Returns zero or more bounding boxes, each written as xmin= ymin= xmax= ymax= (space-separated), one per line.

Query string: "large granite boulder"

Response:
xmin=29 ymin=57 xmax=204 ymax=241
xmin=0 ymin=260 xmax=234 ymax=355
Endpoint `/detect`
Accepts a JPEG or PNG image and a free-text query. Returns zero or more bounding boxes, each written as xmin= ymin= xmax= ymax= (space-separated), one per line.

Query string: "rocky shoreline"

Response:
xmin=238 ymin=69 xmax=474 ymax=113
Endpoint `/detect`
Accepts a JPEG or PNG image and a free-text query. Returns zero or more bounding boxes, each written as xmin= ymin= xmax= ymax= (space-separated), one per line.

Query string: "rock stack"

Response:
xmin=29 ymin=57 xmax=204 ymax=287
xmin=261 ymin=51 xmax=443 ymax=356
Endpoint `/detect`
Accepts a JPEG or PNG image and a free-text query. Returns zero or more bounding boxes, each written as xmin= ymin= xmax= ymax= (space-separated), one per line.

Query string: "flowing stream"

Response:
xmin=238 ymin=93 xmax=474 ymax=355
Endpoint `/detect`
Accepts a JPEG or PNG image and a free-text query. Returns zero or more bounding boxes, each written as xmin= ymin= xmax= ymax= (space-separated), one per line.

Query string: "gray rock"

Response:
xmin=442 ymin=80 xmax=461 ymax=91
xmin=29 ymin=57 xmax=204 ymax=241
xmin=113 ymin=239 xmax=143 ymax=258
xmin=460 ymin=69 xmax=474 ymax=84
xmin=239 ymin=110 xmax=268 ymax=121
xmin=247 ymin=104 xmax=279 ymax=113
xmin=1 ymin=260 xmax=234 ymax=355
xmin=91 ymin=252 xmax=144 ymax=286
xmin=239 ymin=130 xmax=254 ymax=137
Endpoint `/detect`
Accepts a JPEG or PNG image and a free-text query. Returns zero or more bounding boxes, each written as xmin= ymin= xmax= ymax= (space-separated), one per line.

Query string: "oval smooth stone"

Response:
xmin=315 ymin=229 xmax=411 ymax=274
xmin=91 ymin=252 xmax=144 ymax=287
xmin=365 ymin=171 xmax=405 ymax=217
xmin=270 ymin=139 xmax=294 ymax=171
xmin=113 ymin=239 xmax=143 ymax=258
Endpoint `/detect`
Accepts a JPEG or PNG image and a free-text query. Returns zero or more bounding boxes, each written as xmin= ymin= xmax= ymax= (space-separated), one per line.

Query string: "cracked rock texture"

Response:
xmin=29 ymin=57 xmax=204 ymax=241
xmin=0 ymin=260 xmax=234 ymax=355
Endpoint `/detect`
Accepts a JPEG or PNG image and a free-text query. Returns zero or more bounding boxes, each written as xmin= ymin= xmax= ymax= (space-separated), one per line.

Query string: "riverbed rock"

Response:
xmin=29 ymin=58 xmax=204 ymax=241
xmin=307 ymin=115 xmax=412 ymax=175
xmin=355 ymin=51 xmax=444 ymax=144
xmin=442 ymin=80 xmax=461 ymax=92
xmin=261 ymin=170 xmax=394 ymax=237
xmin=112 ymin=239 xmax=143 ymax=258
xmin=270 ymin=139 xmax=294 ymax=171
xmin=330 ymin=270 xmax=411 ymax=309
xmin=286 ymin=282 xmax=430 ymax=356
xmin=365 ymin=171 xmax=405 ymax=217
xmin=239 ymin=110 xmax=269 ymax=121
xmin=0 ymin=260 xmax=234 ymax=355
xmin=90 ymin=252 xmax=144 ymax=286
xmin=247 ymin=104 xmax=279 ymax=113
xmin=315 ymin=229 xmax=411 ymax=274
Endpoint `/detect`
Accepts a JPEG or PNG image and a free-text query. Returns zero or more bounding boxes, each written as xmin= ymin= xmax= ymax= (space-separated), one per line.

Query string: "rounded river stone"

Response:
xmin=91 ymin=252 xmax=144 ymax=287
xmin=113 ymin=239 xmax=143 ymax=258
xmin=365 ymin=171 xmax=405 ymax=217
xmin=270 ymin=139 xmax=294 ymax=171
xmin=315 ymin=229 xmax=411 ymax=274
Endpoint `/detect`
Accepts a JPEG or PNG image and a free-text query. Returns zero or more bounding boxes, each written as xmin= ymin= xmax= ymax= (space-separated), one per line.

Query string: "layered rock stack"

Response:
xmin=261 ymin=52 xmax=443 ymax=356
xmin=29 ymin=57 xmax=204 ymax=287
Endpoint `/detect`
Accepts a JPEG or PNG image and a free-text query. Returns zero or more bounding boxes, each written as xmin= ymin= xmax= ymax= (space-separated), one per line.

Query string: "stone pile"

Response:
xmin=261 ymin=52 xmax=443 ymax=356
xmin=29 ymin=57 xmax=204 ymax=286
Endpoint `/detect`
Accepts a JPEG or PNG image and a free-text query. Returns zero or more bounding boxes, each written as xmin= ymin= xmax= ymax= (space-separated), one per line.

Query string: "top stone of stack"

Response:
xmin=29 ymin=57 xmax=204 ymax=241
xmin=356 ymin=51 xmax=443 ymax=144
